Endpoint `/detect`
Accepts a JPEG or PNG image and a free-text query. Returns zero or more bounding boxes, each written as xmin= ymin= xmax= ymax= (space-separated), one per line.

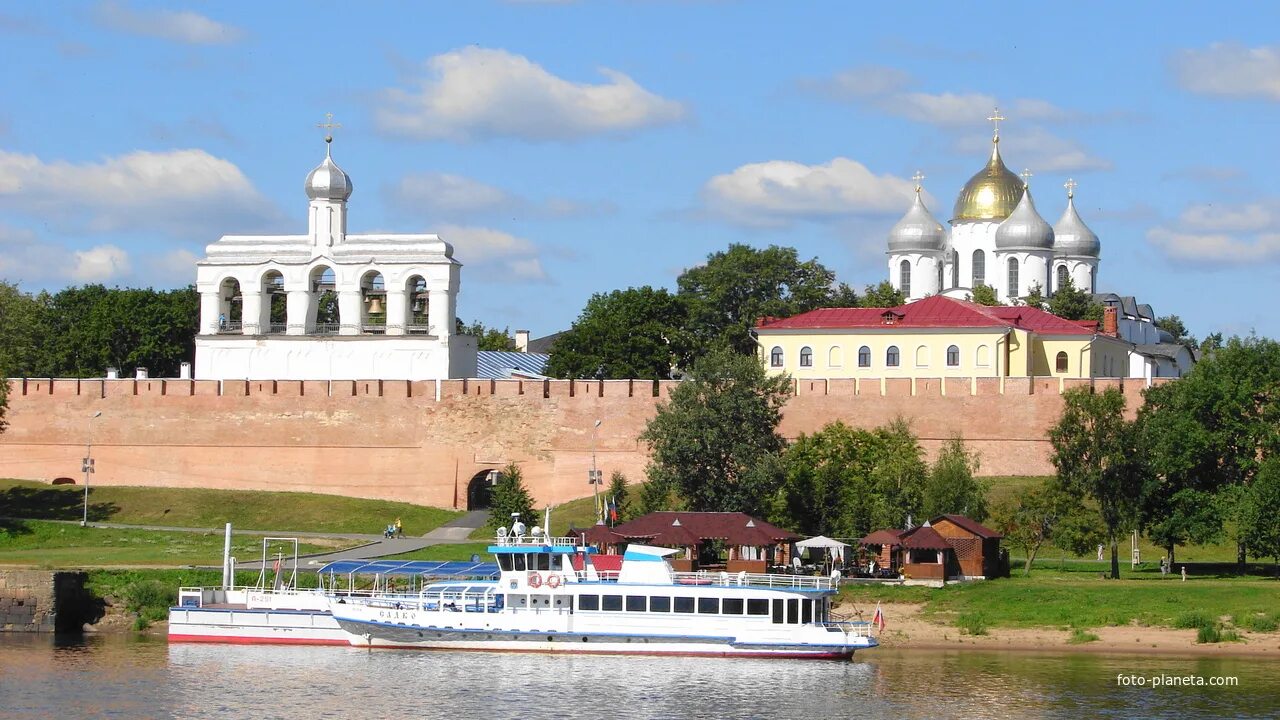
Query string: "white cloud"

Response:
xmin=375 ymin=47 xmax=687 ymax=141
xmin=797 ymin=65 xmax=911 ymax=100
xmin=701 ymin=157 xmax=921 ymax=227
xmin=1179 ymin=203 xmax=1273 ymax=232
xmin=0 ymin=147 xmax=280 ymax=237
xmin=955 ymin=127 xmax=1111 ymax=173
xmin=0 ymin=224 xmax=131 ymax=284
xmin=1147 ymin=228 xmax=1280 ymax=266
xmin=437 ymin=224 xmax=548 ymax=282
xmin=386 ymin=171 xmax=615 ymax=220
xmin=1173 ymin=43 xmax=1280 ymax=100
xmin=147 ymin=248 xmax=201 ymax=281
xmin=94 ymin=1 xmax=244 ymax=45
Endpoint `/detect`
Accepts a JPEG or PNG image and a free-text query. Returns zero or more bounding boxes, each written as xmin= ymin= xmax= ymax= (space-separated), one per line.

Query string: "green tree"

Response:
xmin=488 ymin=463 xmax=536 ymax=532
xmin=990 ymin=483 xmax=1072 ymax=575
xmin=858 ymin=281 xmax=906 ymax=309
xmin=546 ymin=287 xmax=691 ymax=380
xmin=640 ymin=347 xmax=791 ymax=515
xmin=777 ymin=421 xmax=879 ymax=538
xmin=40 ymin=285 xmax=199 ymax=378
xmin=457 ymin=319 xmax=518 ymax=351
xmin=605 ymin=470 xmax=631 ymax=525
xmin=1049 ymin=387 xmax=1147 ymax=578
xmin=1052 ymin=503 xmax=1107 ymax=567
xmin=0 ymin=282 xmax=55 ymax=377
xmin=677 ymin=244 xmax=854 ymax=356
xmin=1239 ymin=458 xmax=1280 ymax=569
xmin=866 ymin=419 xmax=929 ymax=531
xmin=1155 ymin=314 xmax=1197 ymax=352
xmin=1021 ymin=283 xmax=1047 ymax=311
xmin=1142 ymin=488 xmax=1221 ymax=566
xmin=967 ymin=284 xmax=1000 ymax=307
xmin=922 ymin=436 xmax=988 ymax=521
xmin=1047 ymin=277 xmax=1103 ymax=323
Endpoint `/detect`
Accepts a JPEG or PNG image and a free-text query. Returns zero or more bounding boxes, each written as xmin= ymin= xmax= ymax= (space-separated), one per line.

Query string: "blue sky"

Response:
xmin=3 ymin=2 xmax=1279 ymax=341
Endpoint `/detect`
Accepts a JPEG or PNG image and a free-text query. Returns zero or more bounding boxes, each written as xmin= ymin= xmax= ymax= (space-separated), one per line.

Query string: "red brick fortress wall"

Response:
xmin=0 ymin=377 xmax=1166 ymax=508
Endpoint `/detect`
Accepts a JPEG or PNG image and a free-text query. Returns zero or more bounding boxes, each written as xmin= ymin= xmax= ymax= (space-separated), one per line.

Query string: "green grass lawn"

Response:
xmin=381 ymin=541 xmax=493 ymax=562
xmin=0 ymin=478 xmax=461 ymax=535
xmin=0 ymin=520 xmax=346 ymax=568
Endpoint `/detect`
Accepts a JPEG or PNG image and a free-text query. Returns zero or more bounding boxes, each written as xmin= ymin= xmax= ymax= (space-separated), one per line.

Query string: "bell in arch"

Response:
xmin=366 ymin=295 xmax=385 ymax=315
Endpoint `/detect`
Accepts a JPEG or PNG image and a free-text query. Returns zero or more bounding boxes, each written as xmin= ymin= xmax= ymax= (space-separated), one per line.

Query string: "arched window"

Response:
xmin=937 ymin=263 xmax=944 ymax=294
xmin=947 ymin=345 xmax=960 ymax=367
xmin=915 ymin=345 xmax=930 ymax=367
xmin=858 ymin=346 xmax=871 ymax=367
xmin=899 ymin=259 xmax=912 ymax=298
xmin=828 ymin=346 xmax=843 ymax=367
xmin=972 ymin=250 xmax=986 ymax=287
xmin=886 ymin=346 xmax=900 ymax=367
xmin=770 ymin=347 xmax=783 ymax=367
xmin=951 ymin=250 xmax=959 ymax=287
xmin=1089 ymin=266 xmax=1096 ymax=294
xmin=1056 ymin=351 xmax=1069 ymax=373
xmin=1056 ymin=264 xmax=1069 ymax=292
xmin=799 ymin=346 xmax=813 ymax=367
xmin=1007 ymin=257 xmax=1019 ymax=298
xmin=976 ymin=344 xmax=990 ymax=367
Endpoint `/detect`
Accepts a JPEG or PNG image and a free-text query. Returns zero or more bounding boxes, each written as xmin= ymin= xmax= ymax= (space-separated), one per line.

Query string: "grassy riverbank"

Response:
xmin=0 ymin=478 xmax=461 ymax=535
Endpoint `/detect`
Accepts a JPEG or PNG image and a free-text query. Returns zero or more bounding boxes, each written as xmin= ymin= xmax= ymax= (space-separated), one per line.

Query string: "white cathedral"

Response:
xmin=193 ymin=133 xmax=477 ymax=381
xmin=886 ymin=123 xmax=1100 ymax=303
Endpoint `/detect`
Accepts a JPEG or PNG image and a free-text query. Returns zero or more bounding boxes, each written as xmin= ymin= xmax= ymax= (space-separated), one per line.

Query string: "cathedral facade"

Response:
xmin=886 ymin=127 xmax=1101 ymax=304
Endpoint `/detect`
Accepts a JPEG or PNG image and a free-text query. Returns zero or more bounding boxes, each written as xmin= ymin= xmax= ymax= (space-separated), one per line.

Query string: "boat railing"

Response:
xmin=494 ymin=533 xmax=583 ymax=548
xmin=671 ymin=570 xmax=838 ymax=590
xmin=820 ymin=620 xmax=875 ymax=637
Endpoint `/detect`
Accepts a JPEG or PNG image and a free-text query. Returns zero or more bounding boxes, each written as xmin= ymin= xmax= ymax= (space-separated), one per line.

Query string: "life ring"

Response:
xmin=527 ymin=571 xmax=542 ymax=588
xmin=546 ymin=573 xmax=561 ymax=589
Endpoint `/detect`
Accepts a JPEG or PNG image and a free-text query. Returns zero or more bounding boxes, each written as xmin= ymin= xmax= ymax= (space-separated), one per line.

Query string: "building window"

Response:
xmin=947 ymin=345 xmax=960 ymax=367
xmin=1056 ymin=351 xmax=1069 ymax=373
xmin=1089 ymin=266 xmax=1096 ymax=294
xmin=799 ymin=346 xmax=813 ymax=367
xmin=858 ymin=346 xmax=871 ymax=367
xmin=972 ymin=250 xmax=986 ymax=287
xmin=900 ymin=259 xmax=912 ymax=298
xmin=828 ymin=347 xmax=842 ymax=367
xmin=1007 ymin=257 xmax=1019 ymax=297
xmin=770 ymin=347 xmax=783 ymax=367
xmin=951 ymin=250 xmax=959 ymax=287
xmin=1056 ymin=264 xmax=1068 ymax=292
xmin=976 ymin=344 xmax=990 ymax=367
xmin=915 ymin=345 xmax=929 ymax=367
xmin=886 ymin=346 xmax=900 ymax=367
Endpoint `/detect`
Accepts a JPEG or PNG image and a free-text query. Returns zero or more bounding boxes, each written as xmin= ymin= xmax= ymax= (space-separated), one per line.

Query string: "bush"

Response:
xmin=1220 ymin=628 xmax=1243 ymax=643
xmin=121 ymin=578 xmax=175 ymax=630
xmin=1196 ymin=625 xmax=1221 ymax=644
xmin=956 ymin=613 xmax=988 ymax=636
xmin=1173 ymin=610 xmax=1212 ymax=629
xmin=1241 ymin=614 xmax=1278 ymax=633
xmin=1068 ymin=627 xmax=1099 ymax=644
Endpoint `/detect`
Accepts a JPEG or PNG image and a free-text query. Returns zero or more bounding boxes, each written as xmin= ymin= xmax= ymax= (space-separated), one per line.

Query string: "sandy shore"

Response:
xmin=847 ymin=602 xmax=1280 ymax=658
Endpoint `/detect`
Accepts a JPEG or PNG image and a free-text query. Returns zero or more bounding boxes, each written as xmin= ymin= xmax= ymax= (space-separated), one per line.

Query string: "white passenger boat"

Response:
xmin=329 ymin=529 xmax=878 ymax=659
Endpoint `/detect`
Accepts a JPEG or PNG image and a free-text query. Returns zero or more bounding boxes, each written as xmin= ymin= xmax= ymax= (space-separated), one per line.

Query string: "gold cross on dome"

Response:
xmin=987 ymin=107 xmax=1005 ymax=139
xmin=1064 ymin=178 xmax=1078 ymax=199
xmin=912 ymin=170 xmax=925 ymax=193
xmin=316 ymin=112 xmax=342 ymax=143
xmin=1020 ymin=168 xmax=1033 ymax=186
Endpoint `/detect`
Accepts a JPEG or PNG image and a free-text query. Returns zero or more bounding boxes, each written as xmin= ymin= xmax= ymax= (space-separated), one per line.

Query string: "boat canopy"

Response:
xmin=318 ymin=560 xmax=499 ymax=579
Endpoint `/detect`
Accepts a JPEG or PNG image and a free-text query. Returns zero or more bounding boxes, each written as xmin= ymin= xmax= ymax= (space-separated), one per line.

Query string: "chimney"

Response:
xmin=1103 ymin=306 xmax=1118 ymax=337
xmin=515 ymin=329 xmax=530 ymax=353
xmin=179 ymin=361 xmax=192 ymax=380
xmin=135 ymin=367 xmax=149 ymax=380
xmin=105 ymin=367 xmax=119 ymax=380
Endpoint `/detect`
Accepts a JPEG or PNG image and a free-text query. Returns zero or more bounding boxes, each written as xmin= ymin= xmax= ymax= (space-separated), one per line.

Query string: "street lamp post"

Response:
xmin=590 ymin=419 xmax=603 ymax=524
xmin=82 ymin=411 xmax=102 ymax=527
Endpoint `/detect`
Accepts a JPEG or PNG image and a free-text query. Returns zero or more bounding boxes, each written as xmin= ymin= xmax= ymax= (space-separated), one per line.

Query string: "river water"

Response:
xmin=0 ymin=634 xmax=1275 ymax=719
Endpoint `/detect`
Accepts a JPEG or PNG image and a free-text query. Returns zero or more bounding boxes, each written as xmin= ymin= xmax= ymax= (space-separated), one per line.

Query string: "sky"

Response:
xmin=3 ymin=2 xmax=1280 ymax=341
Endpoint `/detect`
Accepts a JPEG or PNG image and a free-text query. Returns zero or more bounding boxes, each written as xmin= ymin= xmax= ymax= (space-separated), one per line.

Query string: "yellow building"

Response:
xmin=755 ymin=295 xmax=1129 ymax=379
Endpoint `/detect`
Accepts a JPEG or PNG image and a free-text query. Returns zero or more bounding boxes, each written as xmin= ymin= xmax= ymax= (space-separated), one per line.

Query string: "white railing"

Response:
xmin=494 ymin=534 xmax=583 ymax=548
xmin=821 ymin=620 xmax=874 ymax=637
xmin=672 ymin=571 xmax=837 ymax=590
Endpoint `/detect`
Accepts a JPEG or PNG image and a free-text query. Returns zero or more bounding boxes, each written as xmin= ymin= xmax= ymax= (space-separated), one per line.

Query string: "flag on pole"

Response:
xmin=872 ymin=602 xmax=886 ymax=632
xmin=607 ymin=496 xmax=618 ymax=524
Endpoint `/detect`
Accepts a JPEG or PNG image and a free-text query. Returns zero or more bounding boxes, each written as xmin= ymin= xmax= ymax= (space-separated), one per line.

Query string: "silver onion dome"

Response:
xmin=994 ymin=184 xmax=1054 ymax=250
xmin=888 ymin=190 xmax=946 ymax=253
xmin=1053 ymin=194 xmax=1100 ymax=257
xmin=305 ymin=140 xmax=353 ymax=202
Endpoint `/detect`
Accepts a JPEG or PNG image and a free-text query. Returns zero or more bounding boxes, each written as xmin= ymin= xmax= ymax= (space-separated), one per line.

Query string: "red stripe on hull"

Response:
xmin=354 ymin=644 xmax=853 ymax=660
xmin=167 ymin=634 xmax=350 ymax=646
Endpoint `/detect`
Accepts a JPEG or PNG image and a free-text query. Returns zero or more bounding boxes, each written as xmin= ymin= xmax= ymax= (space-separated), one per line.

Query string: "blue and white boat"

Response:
xmin=328 ymin=528 xmax=877 ymax=659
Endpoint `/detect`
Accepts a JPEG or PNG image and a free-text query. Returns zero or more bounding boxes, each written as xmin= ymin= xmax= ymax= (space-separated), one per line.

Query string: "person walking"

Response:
xmin=394 ymin=517 xmax=403 ymax=538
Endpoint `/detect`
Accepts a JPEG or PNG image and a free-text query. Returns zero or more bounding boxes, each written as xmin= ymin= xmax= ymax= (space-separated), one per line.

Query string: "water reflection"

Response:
xmin=0 ymin=636 xmax=1275 ymax=720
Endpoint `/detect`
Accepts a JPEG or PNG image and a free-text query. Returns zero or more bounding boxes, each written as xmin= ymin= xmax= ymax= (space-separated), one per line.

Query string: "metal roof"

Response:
xmin=475 ymin=350 xmax=550 ymax=379
xmin=318 ymin=559 xmax=499 ymax=578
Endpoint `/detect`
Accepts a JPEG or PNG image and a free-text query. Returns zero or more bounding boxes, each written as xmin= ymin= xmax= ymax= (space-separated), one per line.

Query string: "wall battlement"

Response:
xmin=0 ymin=376 xmax=1171 ymax=510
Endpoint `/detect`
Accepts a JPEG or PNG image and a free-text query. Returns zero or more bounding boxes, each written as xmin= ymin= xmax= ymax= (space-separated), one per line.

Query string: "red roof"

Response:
xmin=572 ymin=523 xmax=627 ymax=545
xmin=900 ymin=525 xmax=952 ymax=550
xmin=933 ymin=514 xmax=1002 ymax=539
xmin=612 ymin=512 xmax=800 ymax=547
xmin=860 ymin=529 xmax=905 ymax=546
xmin=756 ymin=295 xmax=1093 ymax=336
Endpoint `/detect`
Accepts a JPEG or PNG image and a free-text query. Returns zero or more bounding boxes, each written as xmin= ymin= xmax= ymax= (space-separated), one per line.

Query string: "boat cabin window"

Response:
xmin=747 ymin=599 xmax=769 ymax=616
xmin=802 ymin=599 xmax=813 ymax=624
xmin=697 ymin=598 xmax=719 ymax=614
xmin=673 ymin=596 xmax=695 ymax=614
xmin=602 ymin=595 xmax=623 ymax=611
xmin=650 ymin=596 xmax=671 ymax=613
xmin=578 ymin=595 xmax=599 ymax=611
xmin=722 ymin=598 xmax=744 ymax=615
xmin=512 ymin=555 xmax=527 ymax=571
xmin=626 ymin=596 xmax=646 ymax=612
xmin=497 ymin=555 xmax=513 ymax=571
xmin=787 ymin=599 xmax=799 ymax=624
xmin=549 ymin=554 xmax=563 ymax=571
xmin=771 ymin=599 xmax=784 ymax=624
xmin=535 ymin=553 xmax=551 ymax=571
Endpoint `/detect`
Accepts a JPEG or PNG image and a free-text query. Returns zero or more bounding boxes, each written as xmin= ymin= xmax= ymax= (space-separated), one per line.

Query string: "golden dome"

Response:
xmin=951 ymin=140 xmax=1024 ymax=222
